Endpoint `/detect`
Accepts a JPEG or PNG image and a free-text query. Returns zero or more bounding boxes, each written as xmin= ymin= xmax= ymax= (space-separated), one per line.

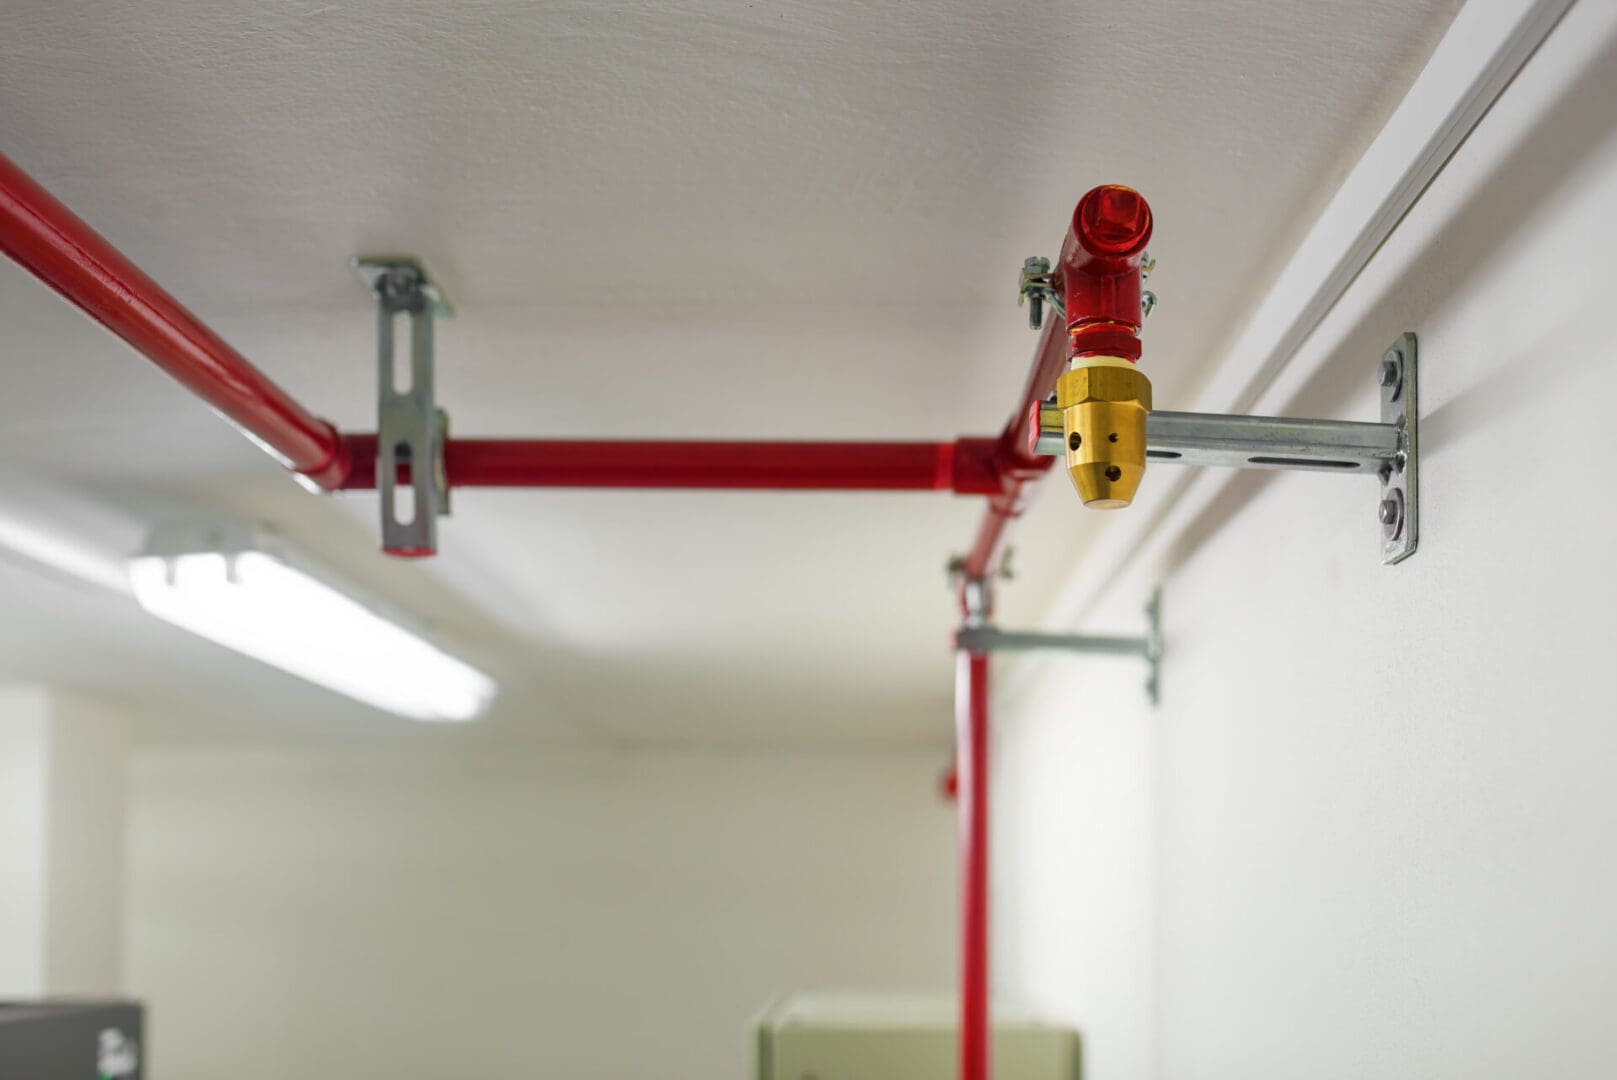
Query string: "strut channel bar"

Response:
xmin=1033 ymin=404 xmax=1403 ymax=473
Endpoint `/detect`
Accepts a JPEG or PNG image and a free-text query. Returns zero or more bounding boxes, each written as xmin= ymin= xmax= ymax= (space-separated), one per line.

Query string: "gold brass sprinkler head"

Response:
xmin=1055 ymin=357 xmax=1152 ymax=508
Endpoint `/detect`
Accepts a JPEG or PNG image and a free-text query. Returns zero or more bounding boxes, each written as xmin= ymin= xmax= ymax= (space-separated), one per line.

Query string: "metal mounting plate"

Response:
xmin=352 ymin=256 xmax=455 ymax=320
xmin=1378 ymin=332 xmax=1418 ymax=564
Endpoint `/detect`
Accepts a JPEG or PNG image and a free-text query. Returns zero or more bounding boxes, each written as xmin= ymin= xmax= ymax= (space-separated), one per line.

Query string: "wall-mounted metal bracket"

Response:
xmin=1033 ymin=333 xmax=1420 ymax=565
xmin=1376 ymin=332 xmax=1418 ymax=564
xmin=354 ymin=256 xmax=453 ymax=557
xmin=955 ymin=588 xmax=1164 ymax=704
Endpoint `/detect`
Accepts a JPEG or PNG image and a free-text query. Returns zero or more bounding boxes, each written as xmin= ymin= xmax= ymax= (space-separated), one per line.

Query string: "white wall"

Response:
xmin=125 ymin=746 xmax=955 ymax=1080
xmin=0 ymin=687 xmax=51 ymax=997
xmin=42 ymin=693 xmax=132 ymax=995
xmin=0 ymin=686 xmax=129 ymax=998
xmin=995 ymin=4 xmax=1617 ymax=1078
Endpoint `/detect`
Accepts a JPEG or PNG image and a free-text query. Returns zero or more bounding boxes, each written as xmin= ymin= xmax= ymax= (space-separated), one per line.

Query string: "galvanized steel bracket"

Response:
xmin=955 ymin=588 xmax=1164 ymax=704
xmin=354 ymin=256 xmax=452 ymax=557
xmin=1377 ymin=332 xmax=1418 ymax=565
xmin=1031 ymin=332 xmax=1422 ymax=564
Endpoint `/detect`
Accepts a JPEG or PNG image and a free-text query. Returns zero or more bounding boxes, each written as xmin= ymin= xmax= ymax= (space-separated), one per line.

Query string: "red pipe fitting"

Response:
xmin=1060 ymin=185 xmax=1153 ymax=361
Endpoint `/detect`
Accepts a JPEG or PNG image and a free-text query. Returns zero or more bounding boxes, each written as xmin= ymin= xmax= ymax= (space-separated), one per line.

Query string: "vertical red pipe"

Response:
xmin=956 ymin=648 xmax=991 ymax=1080
xmin=951 ymin=186 xmax=1151 ymax=1080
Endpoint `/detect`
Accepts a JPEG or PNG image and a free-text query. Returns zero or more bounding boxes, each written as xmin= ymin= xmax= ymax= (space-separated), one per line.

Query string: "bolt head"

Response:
xmin=1379 ymin=492 xmax=1406 ymax=541
xmin=1378 ymin=357 xmax=1400 ymax=387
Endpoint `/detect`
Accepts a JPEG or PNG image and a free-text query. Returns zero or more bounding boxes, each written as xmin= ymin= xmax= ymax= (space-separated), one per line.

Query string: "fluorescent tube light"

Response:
xmin=130 ymin=532 xmax=495 ymax=722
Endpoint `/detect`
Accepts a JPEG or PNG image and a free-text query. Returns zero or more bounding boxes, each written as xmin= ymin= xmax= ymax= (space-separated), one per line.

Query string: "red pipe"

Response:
xmin=339 ymin=434 xmax=1008 ymax=494
xmin=960 ymin=184 xmax=1154 ymax=586
xmin=0 ymin=153 xmax=352 ymax=489
xmin=956 ymin=649 xmax=991 ymax=1080
xmin=958 ymin=317 xmax=1066 ymax=583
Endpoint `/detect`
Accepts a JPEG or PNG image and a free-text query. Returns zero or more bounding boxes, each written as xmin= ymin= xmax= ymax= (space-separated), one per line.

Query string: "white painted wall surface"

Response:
xmin=0 ymin=686 xmax=129 ymax=998
xmin=41 ymin=693 xmax=131 ymax=995
xmin=0 ymin=687 xmax=51 ymax=997
xmin=125 ymin=747 xmax=954 ymax=1080
xmin=995 ymin=4 xmax=1617 ymax=1078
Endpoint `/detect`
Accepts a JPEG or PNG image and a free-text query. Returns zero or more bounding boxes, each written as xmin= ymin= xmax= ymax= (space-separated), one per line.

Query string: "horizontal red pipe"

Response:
xmin=0 ymin=153 xmax=350 ymax=489
xmin=339 ymin=434 xmax=1008 ymax=494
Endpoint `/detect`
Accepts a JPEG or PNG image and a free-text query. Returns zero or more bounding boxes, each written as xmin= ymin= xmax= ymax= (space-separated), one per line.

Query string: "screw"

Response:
xmin=1378 ymin=499 xmax=1399 ymax=525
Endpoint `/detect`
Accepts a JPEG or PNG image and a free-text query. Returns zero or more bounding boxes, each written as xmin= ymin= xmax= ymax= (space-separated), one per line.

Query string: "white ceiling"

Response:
xmin=0 ymin=0 xmax=1461 ymax=746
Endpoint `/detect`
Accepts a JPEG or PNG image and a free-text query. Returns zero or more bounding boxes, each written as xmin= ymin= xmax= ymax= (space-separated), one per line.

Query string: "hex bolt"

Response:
xmin=1378 ymin=348 xmax=1403 ymax=399
xmin=1379 ymin=490 xmax=1405 ymax=540
xmin=1022 ymin=257 xmax=1051 ymax=331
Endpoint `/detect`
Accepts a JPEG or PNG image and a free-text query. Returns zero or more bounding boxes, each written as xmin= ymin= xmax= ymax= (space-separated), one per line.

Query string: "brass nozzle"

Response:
xmin=1056 ymin=358 xmax=1152 ymax=508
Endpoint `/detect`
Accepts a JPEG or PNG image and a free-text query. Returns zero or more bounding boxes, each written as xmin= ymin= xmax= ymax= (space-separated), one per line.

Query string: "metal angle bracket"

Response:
xmin=955 ymin=588 xmax=1164 ymax=705
xmin=1031 ymin=332 xmax=1421 ymax=564
xmin=353 ymin=256 xmax=454 ymax=557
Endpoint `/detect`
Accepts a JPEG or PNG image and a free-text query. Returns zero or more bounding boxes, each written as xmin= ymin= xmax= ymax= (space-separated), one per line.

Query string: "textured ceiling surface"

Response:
xmin=0 ymin=0 xmax=1459 ymax=745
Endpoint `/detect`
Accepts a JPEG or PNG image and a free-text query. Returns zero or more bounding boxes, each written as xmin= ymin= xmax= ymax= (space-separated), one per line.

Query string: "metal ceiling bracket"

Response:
xmin=954 ymin=588 xmax=1163 ymax=704
xmin=1032 ymin=333 xmax=1421 ymax=563
xmin=354 ymin=256 xmax=453 ymax=557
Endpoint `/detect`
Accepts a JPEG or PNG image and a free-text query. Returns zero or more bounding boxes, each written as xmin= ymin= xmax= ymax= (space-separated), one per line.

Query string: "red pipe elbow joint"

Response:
xmin=1060 ymin=184 xmax=1153 ymax=360
xmin=1056 ymin=185 xmax=1155 ymax=508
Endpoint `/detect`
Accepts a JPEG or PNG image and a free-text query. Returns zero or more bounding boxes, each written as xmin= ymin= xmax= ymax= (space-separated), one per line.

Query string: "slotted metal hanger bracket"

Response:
xmin=1032 ymin=333 xmax=1421 ymax=565
xmin=354 ymin=256 xmax=453 ymax=557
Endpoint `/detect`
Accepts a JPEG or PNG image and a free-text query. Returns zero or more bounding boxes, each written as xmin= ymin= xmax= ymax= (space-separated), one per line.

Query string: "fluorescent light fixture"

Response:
xmin=130 ymin=525 xmax=496 ymax=722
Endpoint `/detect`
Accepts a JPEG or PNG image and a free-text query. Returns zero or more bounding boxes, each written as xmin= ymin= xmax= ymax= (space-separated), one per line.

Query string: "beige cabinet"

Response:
xmin=757 ymin=993 xmax=1080 ymax=1080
